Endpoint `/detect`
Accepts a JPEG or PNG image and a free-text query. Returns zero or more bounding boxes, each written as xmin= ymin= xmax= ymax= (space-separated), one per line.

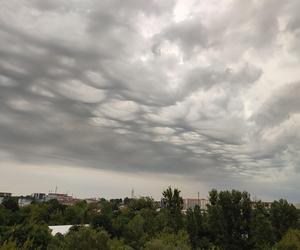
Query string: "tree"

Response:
xmin=91 ymin=200 xmax=114 ymax=235
xmin=144 ymin=231 xmax=191 ymax=250
xmin=276 ymin=229 xmax=300 ymax=250
xmin=0 ymin=205 xmax=13 ymax=226
xmin=47 ymin=233 xmax=65 ymax=250
xmin=123 ymin=214 xmax=146 ymax=249
xmin=207 ymin=189 xmax=252 ymax=250
xmin=91 ymin=213 xmax=113 ymax=235
xmin=140 ymin=208 xmax=159 ymax=237
xmin=63 ymin=226 xmax=110 ymax=250
xmin=64 ymin=206 xmax=82 ymax=225
xmin=1 ymin=222 xmax=51 ymax=250
xmin=2 ymin=198 xmax=18 ymax=212
xmin=250 ymin=201 xmax=274 ymax=249
xmin=108 ymin=238 xmax=133 ymax=250
xmin=162 ymin=186 xmax=183 ymax=233
xmin=187 ymin=205 xmax=211 ymax=249
xmin=0 ymin=240 xmax=18 ymax=250
xmin=128 ymin=197 xmax=156 ymax=211
xmin=270 ymin=199 xmax=298 ymax=241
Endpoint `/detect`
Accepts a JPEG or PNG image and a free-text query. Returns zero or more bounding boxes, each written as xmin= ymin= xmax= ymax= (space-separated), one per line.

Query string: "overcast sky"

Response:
xmin=0 ymin=0 xmax=300 ymax=201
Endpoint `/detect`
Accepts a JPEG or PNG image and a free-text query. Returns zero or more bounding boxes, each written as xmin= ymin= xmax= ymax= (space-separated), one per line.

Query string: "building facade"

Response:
xmin=183 ymin=198 xmax=209 ymax=211
xmin=0 ymin=192 xmax=12 ymax=198
xmin=32 ymin=193 xmax=46 ymax=202
xmin=18 ymin=196 xmax=33 ymax=207
xmin=46 ymin=193 xmax=76 ymax=205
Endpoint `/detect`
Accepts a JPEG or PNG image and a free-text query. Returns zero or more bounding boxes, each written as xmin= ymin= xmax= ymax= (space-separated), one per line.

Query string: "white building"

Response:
xmin=183 ymin=198 xmax=209 ymax=210
xmin=18 ymin=197 xmax=33 ymax=207
xmin=49 ymin=225 xmax=89 ymax=236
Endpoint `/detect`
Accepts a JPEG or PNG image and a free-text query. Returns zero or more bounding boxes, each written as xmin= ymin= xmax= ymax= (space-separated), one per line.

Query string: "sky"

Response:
xmin=0 ymin=0 xmax=300 ymax=201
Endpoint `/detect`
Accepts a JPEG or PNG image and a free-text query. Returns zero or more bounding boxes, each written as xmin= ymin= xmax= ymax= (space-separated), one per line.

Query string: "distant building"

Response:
xmin=161 ymin=197 xmax=209 ymax=211
xmin=160 ymin=198 xmax=166 ymax=208
xmin=183 ymin=198 xmax=209 ymax=211
xmin=32 ymin=193 xmax=46 ymax=202
xmin=46 ymin=193 xmax=77 ymax=205
xmin=84 ymin=198 xmax=98 ymax=204
xmin=0 ymin=192 xmax=12 ymax=198
xmin=18 ymin=196 xmax=33 ymax=207
xmin=251 ymin=201 xmax=272 ymax=209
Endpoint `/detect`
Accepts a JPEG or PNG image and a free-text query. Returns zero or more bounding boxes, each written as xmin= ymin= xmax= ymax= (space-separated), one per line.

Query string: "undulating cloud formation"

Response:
xmin=0 ymin=0 xmax=300 ymax=200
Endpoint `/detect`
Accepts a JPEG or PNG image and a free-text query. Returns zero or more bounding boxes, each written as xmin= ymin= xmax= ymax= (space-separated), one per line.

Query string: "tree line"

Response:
xmin=0 ymin=187 xmax=299 ymax=249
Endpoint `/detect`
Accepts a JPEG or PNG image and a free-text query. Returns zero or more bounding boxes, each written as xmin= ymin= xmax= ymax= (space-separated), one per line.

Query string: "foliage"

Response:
xmin=144 ymin=231 xmax=191 ymax=250
xmin=276 ymin=229 xmax=300 ymax=250
xmin=162 ymin=186 xmax=184 ymax=233
xmin=250 ymin=201 xmax=275 ymax=249
xmin=0 ymin=187 xmax=299 ymax=249
xmin=0 ymin=240 xmax=18 ymax=250
xmin=1 ymin=198 xmax=18 ymax=213
xmin=207 ymin=189 xmax=252 ymax=250
xmin=0 ymin=223 xmax=51 ymax=250
xmin=108 ymin=238 xmax=133 ymax=250
xmin=123 ymin=214 xmax=146 ymax=249
xmin=187 ymin=205 xmax=212 ymax=249
xmin=63 ymin=226 xmax=110 ymax=250
xmin=270 ymin=199 xmax=298 ymax=241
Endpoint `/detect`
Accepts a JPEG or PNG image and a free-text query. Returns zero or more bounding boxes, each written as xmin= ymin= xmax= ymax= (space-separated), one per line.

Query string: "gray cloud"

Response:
xmin=0 ymin=0 xmax=300 ymax=200
xmin=252 ymin=81 xmax=300 ymax=127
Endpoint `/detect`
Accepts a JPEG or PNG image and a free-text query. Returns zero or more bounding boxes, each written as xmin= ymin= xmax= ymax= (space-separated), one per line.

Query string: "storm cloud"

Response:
xmin=0 ymin=0 xmax=300 ymax=200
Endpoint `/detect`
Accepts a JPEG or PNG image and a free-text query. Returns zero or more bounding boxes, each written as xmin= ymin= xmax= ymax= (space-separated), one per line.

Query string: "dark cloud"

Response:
xmin=0 ymin=0 xmax=300 ymax=200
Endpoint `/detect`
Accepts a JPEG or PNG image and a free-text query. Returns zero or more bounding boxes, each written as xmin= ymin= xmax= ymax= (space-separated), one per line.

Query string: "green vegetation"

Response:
xmin=0 ymin=187 xmax=299 ymax=249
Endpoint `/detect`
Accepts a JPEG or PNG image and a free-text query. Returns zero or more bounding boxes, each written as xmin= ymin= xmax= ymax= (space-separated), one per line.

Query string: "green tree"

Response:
xmin=123 ymin=214 xmax=146 ymax=249
xmin=91 ymin=213 xmax=113 ymax=235
xmin=1 ymin=223 xmax=51 ymax=250
xmin=207 ymin=189 xmax=252 ymax=250
xmin=108 ymin=238 xmax=133 ymax=250
xmin=0 ymin=240 xmax=18 ymax=250
xmin=162 ymin=187 xmax=183 ymax=233
xmin=270 ymin=199 xmax=298 ymax=241
xmin=111 ymin=209 xmax=131 ymax=238
xmin=187 ymin=205 xmax=211 ymax=249
xmin=128 ymin=197 xmax=156 ymax=211
xmin=2 ymin=198 xmax=18 ymax=212
xmin=140 ymin=208 xmax=159 ymax=237
xmin=91 ymin=200 xmax=114 ymax=235
xmin=63 ymin=226 xmax=110 ymax=250
xmin=47 ymin=233 xmax=65 ymax=250
xmin=64 ymin=205 xmax=85 ymax=225
xmin=276 ymin=229 xmax=300 ymax=250
xmin=250 ymin=201 xmax=274 ymax=249
xmin=0 ymin=205 xmax=13 ymax=226
xmin=144 ymin=231 xmax=191 ymax=250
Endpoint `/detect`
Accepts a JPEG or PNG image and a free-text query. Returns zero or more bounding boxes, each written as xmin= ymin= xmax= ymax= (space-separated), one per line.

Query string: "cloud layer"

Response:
xmin=0 ymin=0 xmax=300 ymax=200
